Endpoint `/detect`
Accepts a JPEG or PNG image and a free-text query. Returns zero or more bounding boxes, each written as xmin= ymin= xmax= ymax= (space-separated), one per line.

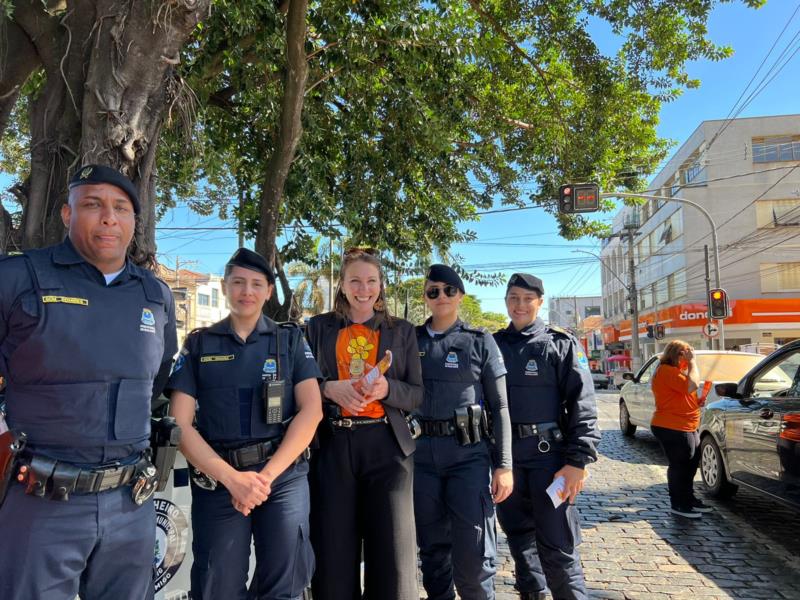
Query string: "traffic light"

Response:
xmin=655 ymin=324 xmax=665 ymax=340
xmin=559 ymin=183 xmax=600 ymax=214
xmin=708 ymin=288 xmax=730 ymax=319
xmin=646 ymin=324 xmax=654 ymax=339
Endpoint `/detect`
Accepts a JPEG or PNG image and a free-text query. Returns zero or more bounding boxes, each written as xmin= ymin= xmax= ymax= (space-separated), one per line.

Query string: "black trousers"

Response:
xmin=650 ymin=425 xmax=701 ymax=509
xmin=309 ymin=423 xmax=418 ymax=600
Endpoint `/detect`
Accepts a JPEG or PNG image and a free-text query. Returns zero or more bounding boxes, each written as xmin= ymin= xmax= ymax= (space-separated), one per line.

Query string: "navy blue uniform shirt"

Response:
xmin=0 ymin=238 xmax=178 ymax=464
xmin=166 ymin=316 xmax=321 ymax=448
xmin=494 ymin=318 xmax=599 ymax=469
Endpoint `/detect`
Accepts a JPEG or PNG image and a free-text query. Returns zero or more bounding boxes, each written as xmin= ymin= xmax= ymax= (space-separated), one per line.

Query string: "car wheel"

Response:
xmin=619 ymin=400 xmax=637 ymax=437
xmin=700 ymin=436 xmax=738 ymax=499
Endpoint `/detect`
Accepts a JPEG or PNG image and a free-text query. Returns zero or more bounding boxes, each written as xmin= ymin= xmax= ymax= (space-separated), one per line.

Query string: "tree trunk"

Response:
xmin=256 ymin=0 xmax=308 ymax=319
xmin=7 ymin=0 xmax=211 ymax=262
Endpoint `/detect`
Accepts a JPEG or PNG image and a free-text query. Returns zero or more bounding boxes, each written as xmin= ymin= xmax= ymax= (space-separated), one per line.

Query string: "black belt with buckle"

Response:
xmin=419 ymin=419 xmax=455 ymax=437
xmin=16 ymin=452 xmax=153 ymax=502
xmin=217 ymin=439 xmax=280 ymax=469
xmin=330 ymin=416 xmax=388 ymax=428
xmin=512 ymin=421 xmax=563 ymax=452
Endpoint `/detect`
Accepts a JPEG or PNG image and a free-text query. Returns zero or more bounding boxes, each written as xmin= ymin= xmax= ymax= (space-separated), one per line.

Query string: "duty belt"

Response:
xmin=419 ymin=419 xmax=455 ymax=437
xmin=512 ymin=421 xmax=563 ymax=453
xmin=16 ymin=452 xmax=154 ymax=502
xmin=330 ymin=416 xmax=388 ymax=429
xmin=217 ymin=438 xmax=282 ymax=469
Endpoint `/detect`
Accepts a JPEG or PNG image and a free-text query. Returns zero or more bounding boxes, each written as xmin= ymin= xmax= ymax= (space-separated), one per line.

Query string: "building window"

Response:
xmin=198 ymin=293 xmax=210 ymax=306
xmin=683 ymin=162 xmax=705 ymax=185
xmin=755 ymin=199 xmax=800 ymax=228
xmin=669 ymin=270 xmax=687 ymax=300
xmin=778 ymin=263 xmax=800 ymax=291
xmin=656 ymin=277 xmax=669 ymax=305
xmin=752 ymin=135 xmax=800 ymax=163
xmin=211 ymin=288 xmax=219 ymax=308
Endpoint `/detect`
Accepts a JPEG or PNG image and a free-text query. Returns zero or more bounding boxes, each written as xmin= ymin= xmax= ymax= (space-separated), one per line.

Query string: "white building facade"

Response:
xmin=601 ymin=115 xmax=800 ymax=363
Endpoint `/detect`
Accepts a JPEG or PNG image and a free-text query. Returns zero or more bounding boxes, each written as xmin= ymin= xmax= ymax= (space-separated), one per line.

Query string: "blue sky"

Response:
xmin=5 ymin=2 xmax=799 ymax=318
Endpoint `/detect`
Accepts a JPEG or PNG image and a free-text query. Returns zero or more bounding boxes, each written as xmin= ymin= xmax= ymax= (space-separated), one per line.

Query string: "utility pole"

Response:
xmin=704 ymin=245 xmax=714 ymax=350
xmin=573 ymin=296 xmax=580 ymax=330
xmin=651 ymin=284 xmax=660 ymax=355
xmin=624 ymin=222 xmax=642 ymax=371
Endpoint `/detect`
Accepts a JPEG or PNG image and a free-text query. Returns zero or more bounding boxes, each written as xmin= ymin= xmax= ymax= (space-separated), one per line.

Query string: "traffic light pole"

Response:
xmin=603 ymin=192 xmax=725 ymax=349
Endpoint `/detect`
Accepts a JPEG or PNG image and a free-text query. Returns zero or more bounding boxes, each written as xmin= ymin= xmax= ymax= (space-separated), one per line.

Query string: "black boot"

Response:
xmin=519 ymin=592 xmax=547 ymax=600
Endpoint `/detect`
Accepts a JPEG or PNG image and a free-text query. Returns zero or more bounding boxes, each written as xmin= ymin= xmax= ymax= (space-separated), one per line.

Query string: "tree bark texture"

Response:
xmin=3 ymin=0 xmax=210 ymax=261
xmin=257 ymin=0 xmax=308 ymax=320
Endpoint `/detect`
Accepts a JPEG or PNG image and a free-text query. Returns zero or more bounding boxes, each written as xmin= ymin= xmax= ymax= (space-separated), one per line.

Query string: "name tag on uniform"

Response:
xmin=200 ymin=354 xmax=235 ymax=363
xmin=41 ymin=295 xmax=89 ymax=306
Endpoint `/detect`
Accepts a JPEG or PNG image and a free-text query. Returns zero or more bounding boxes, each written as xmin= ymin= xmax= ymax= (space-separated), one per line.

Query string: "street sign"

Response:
xmin=702 ymin=322 xmax=720 ymax=338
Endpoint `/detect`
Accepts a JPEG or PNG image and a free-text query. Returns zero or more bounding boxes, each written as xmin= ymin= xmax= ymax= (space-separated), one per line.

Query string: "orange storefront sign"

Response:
xmin=619 ymin=298 xmax=800 ymax=336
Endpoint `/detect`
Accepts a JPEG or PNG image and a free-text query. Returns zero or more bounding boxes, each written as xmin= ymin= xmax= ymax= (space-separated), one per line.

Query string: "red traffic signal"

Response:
xmin=559 ymin=183 xmax=600 ymax=214
xmin=708 ymin=288 xmax=730 ymax=320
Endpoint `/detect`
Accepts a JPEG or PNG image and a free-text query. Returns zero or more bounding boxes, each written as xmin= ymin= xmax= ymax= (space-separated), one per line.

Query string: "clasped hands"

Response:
xmin=324 ymin=373 xmax=389 ymax=415
xmin=226 ymin=469 xmax=273 ymax=516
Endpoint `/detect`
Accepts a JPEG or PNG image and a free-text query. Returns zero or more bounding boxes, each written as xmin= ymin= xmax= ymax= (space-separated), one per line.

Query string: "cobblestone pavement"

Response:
xmin=422 ymin=391 xmax=800 ymax=600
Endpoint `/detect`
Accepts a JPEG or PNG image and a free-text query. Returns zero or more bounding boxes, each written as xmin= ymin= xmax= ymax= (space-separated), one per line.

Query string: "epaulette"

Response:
xmin=462 ymin=323 xmax=490 ymax=336
xmin=546 ymin=324 xmax=573 ymax=338
xmin=187 ymin=327 xmax=207 ymax=337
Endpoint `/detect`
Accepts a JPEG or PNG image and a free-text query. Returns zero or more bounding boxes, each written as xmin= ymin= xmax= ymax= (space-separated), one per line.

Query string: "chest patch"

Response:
xmin=140 ymin=308 xmax=156 ymax=333
xmin=200 ymin=354 xmax=235 ymax=363
xmin=263 ymin=358 xmax=278 ymax=381
xmin=524 ymin=359 xmax=539 ymax=376
xmin=445 ymin=351 xmax=459 ymax=369
xmin=42 ymin=295 xmax=89 ymax=306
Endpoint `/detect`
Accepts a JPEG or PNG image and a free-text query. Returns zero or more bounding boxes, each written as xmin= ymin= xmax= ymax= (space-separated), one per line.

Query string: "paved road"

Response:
xmin=422 ymin=390 xmax=800 ymax=600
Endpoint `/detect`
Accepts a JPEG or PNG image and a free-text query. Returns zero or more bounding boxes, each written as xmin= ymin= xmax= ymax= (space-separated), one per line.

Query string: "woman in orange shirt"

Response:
xmin=305 ymin=248 xmax=423 ymax=600
xmin=650 ymin=340 xmax=712 ymax=519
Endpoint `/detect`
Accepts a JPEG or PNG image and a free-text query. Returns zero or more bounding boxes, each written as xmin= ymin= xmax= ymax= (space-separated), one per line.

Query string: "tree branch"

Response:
xmin=0 ymin=17 xmax=41 ymax=136
xmin=465 ymin=0 xmax=567 ymax=150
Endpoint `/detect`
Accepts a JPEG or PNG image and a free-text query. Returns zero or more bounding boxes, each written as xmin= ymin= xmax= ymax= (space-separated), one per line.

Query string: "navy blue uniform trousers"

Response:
xmin=0 ymin=484 xmax=155 ymax=600
xmin=496 ymin=454 xmax=586 ymax=600
xmin=414 ymin=437 xmax=497 ymax=600
xmin=190 ymin=461 xmax=313 ymax=600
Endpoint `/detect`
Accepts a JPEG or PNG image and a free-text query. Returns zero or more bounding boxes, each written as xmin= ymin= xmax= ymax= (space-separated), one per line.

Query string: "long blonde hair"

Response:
xmin=660 ymin=340 xmax=692 ymax=367
xmin=333 ymin=248 xmax=392 ymax=323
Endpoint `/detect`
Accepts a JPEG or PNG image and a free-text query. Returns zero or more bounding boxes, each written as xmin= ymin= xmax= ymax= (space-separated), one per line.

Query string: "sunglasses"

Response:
xmin=425 ymin=285 xmax=460 ymax=299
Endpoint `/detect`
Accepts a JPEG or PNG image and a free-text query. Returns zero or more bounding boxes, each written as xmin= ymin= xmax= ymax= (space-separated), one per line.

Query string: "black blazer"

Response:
xmin=305 ymin=311 xmax=423 ymax=456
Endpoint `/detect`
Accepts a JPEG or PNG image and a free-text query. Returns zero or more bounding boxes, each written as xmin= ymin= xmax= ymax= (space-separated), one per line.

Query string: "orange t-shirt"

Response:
xmin=336 ymin=323 xmax=385 ymax=418
xmin=651 ymin=364 xmax=701 ymax=431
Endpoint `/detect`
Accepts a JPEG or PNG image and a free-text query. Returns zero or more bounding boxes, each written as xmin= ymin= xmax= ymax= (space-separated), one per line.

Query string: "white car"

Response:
xmin=617 ymin=350 xmax=767 ymax=437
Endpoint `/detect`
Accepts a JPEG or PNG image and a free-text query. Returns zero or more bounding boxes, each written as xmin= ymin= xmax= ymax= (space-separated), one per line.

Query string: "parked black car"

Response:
xmin=699 ymin=339 xmax=800 ymax=507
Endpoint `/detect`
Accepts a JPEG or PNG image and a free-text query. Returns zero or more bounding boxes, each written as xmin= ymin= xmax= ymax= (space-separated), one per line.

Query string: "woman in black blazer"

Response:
xmin=305 ymin=247 xmax=422 ymax=600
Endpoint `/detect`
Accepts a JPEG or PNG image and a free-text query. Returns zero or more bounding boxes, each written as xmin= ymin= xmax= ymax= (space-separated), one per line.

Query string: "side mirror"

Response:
xmin=715 ymin=382 xmax=741 ymax=399
xmin=622 ymin=372 xmax=635 ymax=381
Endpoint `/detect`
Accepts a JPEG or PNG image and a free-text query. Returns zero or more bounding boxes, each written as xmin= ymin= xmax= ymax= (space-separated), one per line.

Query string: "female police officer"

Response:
xmin=414 ymin=264 xmax=513 ymax=600
xmin=493 ymin=273 xmax=599 ymax=600
xmin=167 ymin=248 xmax=322 ymax=600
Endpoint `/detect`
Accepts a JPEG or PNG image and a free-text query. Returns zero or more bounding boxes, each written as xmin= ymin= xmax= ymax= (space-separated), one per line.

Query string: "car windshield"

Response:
xmin=695 ymin=354 xmax=764 ymax=382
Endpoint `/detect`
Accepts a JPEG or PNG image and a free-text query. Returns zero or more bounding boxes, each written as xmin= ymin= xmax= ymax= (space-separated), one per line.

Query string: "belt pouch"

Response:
xmin=454 ymin=408 xmax=471 ymax=445
xmin=50 ymin=463 xmax=81 ymax=501
xmin=25 ymin=455 xmax=57 ymax=498
xmin=467 ymin=405 xmax=482 ymax=444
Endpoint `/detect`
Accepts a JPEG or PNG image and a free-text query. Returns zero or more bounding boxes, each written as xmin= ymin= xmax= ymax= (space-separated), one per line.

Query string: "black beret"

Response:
xmin=425 ymin=264 xmax=465 ymax=294
xmin=226 ymin=248 xmax=275 ymax=284
xmin=68 ymin=165 xmax=140 ymax=214
xmin=507 ymin=273 xmax=544 ymax=295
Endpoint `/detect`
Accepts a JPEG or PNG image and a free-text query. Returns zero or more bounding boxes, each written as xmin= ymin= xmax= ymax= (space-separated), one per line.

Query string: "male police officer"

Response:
xmin=0 ymin=165 xmax=178 ymax=600
xmin=493 ymin=273 xmax=599 ymax=600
